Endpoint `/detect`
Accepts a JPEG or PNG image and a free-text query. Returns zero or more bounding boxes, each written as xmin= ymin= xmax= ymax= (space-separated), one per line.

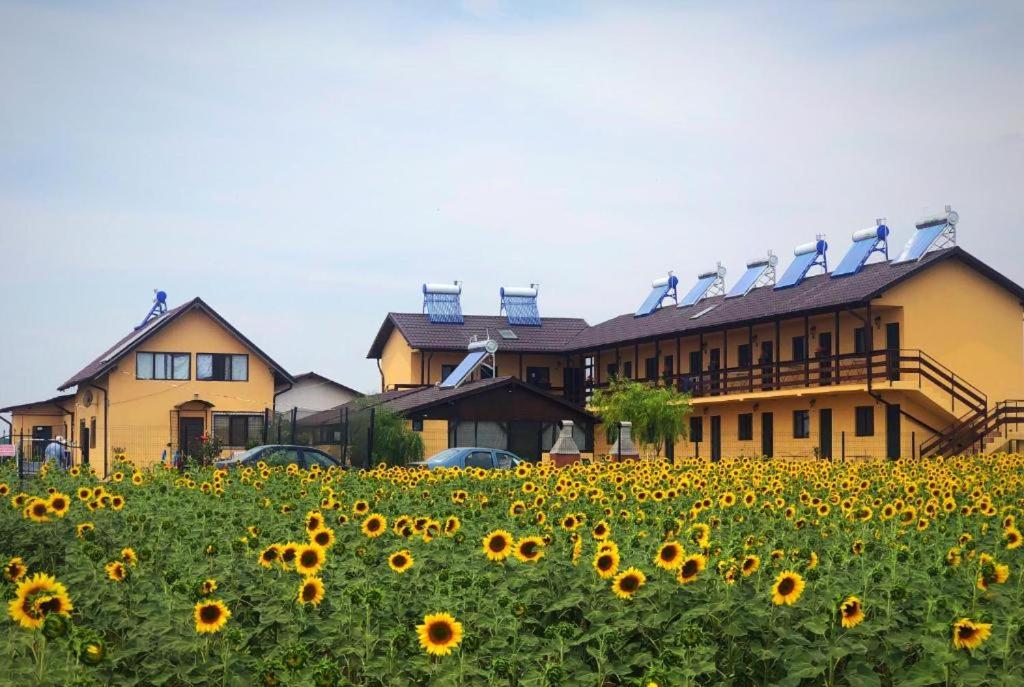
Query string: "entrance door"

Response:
xmin=818 ymin=332 xmax=833 ymax=385
xmin=710 ymin=415 xmax=722 ymax=461
xmin=688 ymin=350 xmax=702 ymax=394
xmin=179 ymin=418 xmax=205 ymax=458
xmin=761 ymin=412 xmax=774 ymax=458
xmin=709 ymin=349 xmax=721 ymax=395
xmin=79 ymin=421 xmax=90 ymax=466
xmin=760 ymin=341 xmax=774 ymax=390
xmin=886 ymin=323 xmax=901 ymax=381
xmin=818 ymin=409 xmax=832 ymax=459
xmin=886 ymin=404 xmax=901 ymax=459
xmin=32 ymin=426 xmax=52 ymax=460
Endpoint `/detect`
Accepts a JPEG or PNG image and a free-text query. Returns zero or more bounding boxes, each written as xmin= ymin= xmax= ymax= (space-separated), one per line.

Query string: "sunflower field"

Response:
xmin=2 ymin=454 xmax=1024 ymax=687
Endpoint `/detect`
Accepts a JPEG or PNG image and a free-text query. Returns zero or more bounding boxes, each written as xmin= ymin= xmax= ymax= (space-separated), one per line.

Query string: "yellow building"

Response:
xmin=3 ymin=297 xmax=292 ymax=476
xmin=369 ymin=217 xmax=1024 ymax=461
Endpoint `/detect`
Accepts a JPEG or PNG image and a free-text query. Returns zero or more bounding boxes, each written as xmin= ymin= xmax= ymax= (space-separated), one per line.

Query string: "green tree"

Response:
xmin=372 ymin=408 xmax=424 ymax=466
xmin=591 ymin=377 xmax=691 ymax=454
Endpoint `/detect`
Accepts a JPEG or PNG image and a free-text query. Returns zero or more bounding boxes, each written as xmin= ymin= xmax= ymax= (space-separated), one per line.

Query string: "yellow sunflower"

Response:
xmin=388 ymin=550 xmax=414 ymax=573
xmin=771 ymin=571 xmax=805 ymax=606
xmin=121 ymin=548 xmax=138 ymax=566
xmin=297 ymin=577 xmax=325 ymax=606
xmin=654 ymin=541 xmax=684 ymax=571
xmin=361 ymin=514 xmax=387 ymax=538
xmin=741 ymin=554 xmax=760 ymax=577
xmin=482 ymin=530 xmax=514 ymax=562
xmin=593 ymin=549 xmax=620 ymax=579
xmin=200 ymin=579 xmax=218 ymax=596
xmin=258 ymin=545 xmax=282 ymax=569
xmin=611 ymin=567 xmax=646 ymax=600
xmin=3 ymin=556 xmax=27 ymax=583
xmin=1006 ymin=526 xmax=1022 ymax=550
xmin=839 ymin=596 xmax=865 ymax=628
xmin=105 ymin=561 xmax=127 ymax=582
xmin=25 ymin=499 xmax=50 ymax=523
xmin=47 ymin=493 xmax=71 ymax=517
xmin=7 ymin=573 xmax=72 ymax=630
xmin=310 ymin=527 xmax=336 ymax=549
xmin=952 ymin=618 xmax=992 ymax=650
xmin=305 ymin=510 xmax=324 ymax=532
xmin=194 ymin=600 xmax=231 ymax=634
xmin=444 ymin=516 xmax=461 ymax=536
xmin=514 ymin=536 xmax=545 ymax=563
xmin=76 ymin=522 xmax=95 ymax=539
xmin=676 ymin=554 xmax=707 ymax=585
xmin=416 ymin=612 xmax=464 ymax=656
xmin=294 ymin=544 xmax=326 ymax=576
xmin=280 ymin=542 xmax=299 ymax=568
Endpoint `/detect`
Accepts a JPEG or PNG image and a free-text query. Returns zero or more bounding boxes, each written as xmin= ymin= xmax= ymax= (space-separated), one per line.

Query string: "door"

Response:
xmin=886 ymin=404 xmax=901 ymax=459
xmin=32 ymin=426 xmax=52 ymax=460
xmin=563 ymin=367 xmax=583 ymax=404
xmin=79 ymin=421 xmax=90 ymax=466
xmin=710 ymin=415 xmax=722 ymax=462
xmin=818 ymin=332 xmax=833 ymax=385
xmin=761 ymin=412 xmax=774 ymax=458
xmin=760 ymin=341 xmax=774 ymax=390
xmin=886 ymin=323 xmax=901 ymax=381
xmin=179 ymin=418 xmax=205 ymax=458
xmin=709 ymin=349 xmax=721 ymax=395
xmin=818 ymin=408 xmax=832 ymax=459
xmin=688 ymin=350 xmax=702 ymax=394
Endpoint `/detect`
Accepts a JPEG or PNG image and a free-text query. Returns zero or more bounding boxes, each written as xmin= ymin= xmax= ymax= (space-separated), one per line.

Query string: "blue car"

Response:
xmin=413 ymin=447 xmax=523 ymax=470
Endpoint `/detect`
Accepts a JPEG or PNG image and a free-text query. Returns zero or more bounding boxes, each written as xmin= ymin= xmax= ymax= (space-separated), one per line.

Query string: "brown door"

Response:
xmin=179 ymin=418 xmax=205 ymax=458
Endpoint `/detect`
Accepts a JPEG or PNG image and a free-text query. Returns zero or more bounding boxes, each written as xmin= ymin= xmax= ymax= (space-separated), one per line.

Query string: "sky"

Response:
xmin=1 ymin=0 xmax=1023 ymax=408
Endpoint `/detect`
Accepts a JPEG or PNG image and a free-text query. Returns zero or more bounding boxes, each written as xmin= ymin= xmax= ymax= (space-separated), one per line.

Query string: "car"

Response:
xmin=412 ymin=447 xmax=524 ymax=470
xmin=214 ymin=444 xmax=345 ymax=470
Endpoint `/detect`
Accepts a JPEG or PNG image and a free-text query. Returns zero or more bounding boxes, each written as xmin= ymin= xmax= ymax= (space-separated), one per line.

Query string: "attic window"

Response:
xmin=689 ymin=304 xmax=719 ymax=320
xmin=498 ymin=329 xmax=518 ymax=340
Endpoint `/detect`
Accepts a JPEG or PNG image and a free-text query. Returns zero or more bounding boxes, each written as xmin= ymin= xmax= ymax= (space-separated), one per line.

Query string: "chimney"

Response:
xmin=609 ymin=422 xmax=640 ymax=462
xmin=549 ymin=421 xmax=581 ymax=468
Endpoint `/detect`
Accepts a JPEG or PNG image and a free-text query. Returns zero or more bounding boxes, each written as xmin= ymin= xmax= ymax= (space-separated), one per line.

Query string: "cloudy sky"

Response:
xmin=2 ymin=0 xmax=1022 ymax=408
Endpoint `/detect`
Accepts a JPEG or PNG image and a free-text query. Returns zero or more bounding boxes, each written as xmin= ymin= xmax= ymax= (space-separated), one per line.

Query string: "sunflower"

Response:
xmin=593 ymin=549 xmax=620 ymax=579
xmin=294 ymin=544 xmax=326 ymax=576
xmin=952 ymin=618 xmax=992 ymax=650
xmin=25 ymin=499 xmax=50 ymax=523
xmin=305 ymin=510 xmax=324 ymax=532
xmin=76 ymin=487 xmax=92 ymax=501
xmin=280 ymin=542 xmax=299 ymax=568
xmin=200 ymin=579 xmax=218 ymax=596
xmin=592 ymin=520 xmax=611 ymax=540
xmin=839 ymin=596 xmax=865 ymax=628
xmin=444 ymin=516 xmax=461 ymax=536
xmin=110 ymin=495 xmax=125 ymax=511
xmin=416 ymin=612 xmax=464 ymax=656
xmin=654 ymin=541 xmax=683 ymax=571
xmin=677 ymin=554 xmax=707 ymax=584
xmin=482 ymin=530 xmax=514 ymax=562
xmin=105 ymin=561 xmax=127 ymax=582
xmin=1006 ymin=526 xmax=1022 ymax=550
xmin=741 ymin=554 xmax=760 ymax=577
xmin=194 ymin=600 xmax=231 ymax=634
xmin=310 ymin=527 xmax=336 ymax=549
xmin=258 ymin=545 xmax=282 ymax=569
xmin=514 ymin=536 xmax=545 ymax=563
xmin=976 ymin=559 xmax=1010 ymax=591
xmin=75 ymin=522 xmax=95 ymax=539
xmin=297 ymin=577 xmax=325 ymax=606
xmin=3 ymin=556 xmax=27 ymax=583
xmin=361 ymin=514 xmax=387 ymax=538
xmin=47 ymin=493 xmax=71 ymax=517
xmin=771 ymin=571 xmax=805 ymax=606
xmin=7 ymin=573 xmax=72 ymax=630
xmin=121 ymin=548 xmax=138 ymax=566
xmin=388 ymin=550 xmax=414 ymax=573
xmin=611 ymin=567 xmax=646 ymax=600
xmin=352 ymin=500 xmax=370 ymax=516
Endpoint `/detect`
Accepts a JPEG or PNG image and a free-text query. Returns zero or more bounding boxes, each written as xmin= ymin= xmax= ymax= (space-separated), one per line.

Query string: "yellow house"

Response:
xmin=3 ymin=297 xmax=292 ymax=477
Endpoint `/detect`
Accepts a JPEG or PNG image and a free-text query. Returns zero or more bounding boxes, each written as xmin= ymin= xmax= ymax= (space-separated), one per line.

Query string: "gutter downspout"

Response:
xmin=376 ymin=358 xmax=384 ymax=393
xmin=53 ymin=399 xmax=75 ymax=445
xmin=273 ymin=382 xmax=294 ymax=414
xmin=0 ymin=414 xmax=11 ymax=438
xmin=87 ymin=382 xmax=108 ymax=477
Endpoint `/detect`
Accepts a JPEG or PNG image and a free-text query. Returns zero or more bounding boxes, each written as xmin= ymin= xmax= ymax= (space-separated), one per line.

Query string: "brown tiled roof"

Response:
xmin=366 ymin=313 xmax=589 ymax=358
xmin=0 ymin=393 xmax=76 ymax=414
xmin=58 ymin=298 xmax=294 ymax=390
xmin=299 ymin=376 xmax=595 ymax=425
xmin=563 ymin=247 xmax=1024 ymax=352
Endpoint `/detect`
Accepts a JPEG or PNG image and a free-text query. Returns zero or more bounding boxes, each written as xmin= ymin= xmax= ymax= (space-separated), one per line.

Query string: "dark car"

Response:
xmin=214 ymin=445 xmax=344 ymax=470
xmin=412 ymin=447 xmax=523 ymax=470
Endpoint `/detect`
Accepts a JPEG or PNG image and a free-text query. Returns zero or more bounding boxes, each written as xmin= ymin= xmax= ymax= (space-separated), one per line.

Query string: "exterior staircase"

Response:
xmin=920 ymin=400 xmax=1024 ymax=457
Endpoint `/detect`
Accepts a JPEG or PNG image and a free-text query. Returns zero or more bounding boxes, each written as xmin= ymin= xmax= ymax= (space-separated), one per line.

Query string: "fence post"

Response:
xmin=912 ymin=431 xmax=916 ymax=459
xmin=338 ymin=406 xmax=344 ymax=465
xmin=276 ymin=414 xmax=282 ymax=444
xmin=841 ymin=431 xmax=845 ymax=462
xmin=367 ymin=407 xmax=376 ymax=468
xmin=290 ymin=407 xmax=297 ymax=445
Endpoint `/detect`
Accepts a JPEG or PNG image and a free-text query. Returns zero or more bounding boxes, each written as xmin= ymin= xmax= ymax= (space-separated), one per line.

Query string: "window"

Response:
xmin=645 ymin=357 xmax=658 ymax=380
xmin=90 ymin=417 xmax=96 ymax=448
xmin=526 ymin=367 xmax=550 ymax=388
xmin=495 ymin=451 xmax=516 ymax=469
xmin=606 ymin=363 xmax=618 ymax=379
xmin=264 ymin=448 xmax=301 ymax=467
xmin=792 ymin=336 xmax=807 ymax=362
xmin=411 ymin=419 xmax=424 ymax=432
xmin=136 ymin=352 xmax=190 ymax=380
xmin=793 ymin=410 xmax=810 ymax=439
xmin=853 ymin=327 xmax=867 ymax=354
xmin=689 ymin=416 xmax=703 ymax=442
xmin=197 ymin=354 xmax=248 ymax=381
xmin=498 ymin=329 xmax=518 ymax=340
xmin=663 ymin=355 xmax=674 ymax=380
xmin=440 ymin=364 xmax=457 ymax=381
xmin=855 ymin=406 xmax=875 ymax=436
xmin=737 ymin=344 xmax=752 ymax=368
xmin=303 ymin=449 xmax=338 ymax=469
xmin=465 ymin=451 xmax=493 ymax=469
xmin=213 ymin=413 xmax=263 ymax=447
xmin=623 ymin=361 xmax=633 ymax=379
xmin=738 ymin=413 xmax=753 ymax=441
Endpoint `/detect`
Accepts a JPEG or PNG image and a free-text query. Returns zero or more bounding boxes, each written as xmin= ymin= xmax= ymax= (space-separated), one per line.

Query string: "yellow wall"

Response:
xmin=70 ymin=308 xmax=278 ymax=477
xmin=379 ymin=330 xmax=417 ymax=391
xmin=9 ymin=403 xmax=74 ymax=459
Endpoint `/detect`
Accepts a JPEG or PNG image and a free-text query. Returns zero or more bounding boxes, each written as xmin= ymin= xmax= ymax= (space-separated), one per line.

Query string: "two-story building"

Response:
xmin=2 ymin=296 xmax=293 ymax=477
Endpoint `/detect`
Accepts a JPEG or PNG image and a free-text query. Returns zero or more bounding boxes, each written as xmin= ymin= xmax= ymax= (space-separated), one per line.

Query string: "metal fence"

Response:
xmin=0 ymin=434 xmax=83 ymax=479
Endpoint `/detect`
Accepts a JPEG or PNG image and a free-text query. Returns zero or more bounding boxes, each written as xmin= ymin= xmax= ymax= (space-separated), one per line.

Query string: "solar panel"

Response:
xmin=726 ymin=256 xmax=776 ymax=298
xmin=634 ymin=275 xmax=677 ymax=317
xmin=423 ymin=283 xmax=463 ymax=324
xmin=832 ymin=225 xmax=889 ymax=277
xmin=439 ymin=350 xmax=487 ymax=388
xmin=893 ymin=223 xmax=946 ymax=263
xmin=500 ymin=286 xmax=541 ymax=326
xmin=775 ymin=239 xmax=828 ymax=290
xmin=680 ymin=274 xmax=717 ymax=307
